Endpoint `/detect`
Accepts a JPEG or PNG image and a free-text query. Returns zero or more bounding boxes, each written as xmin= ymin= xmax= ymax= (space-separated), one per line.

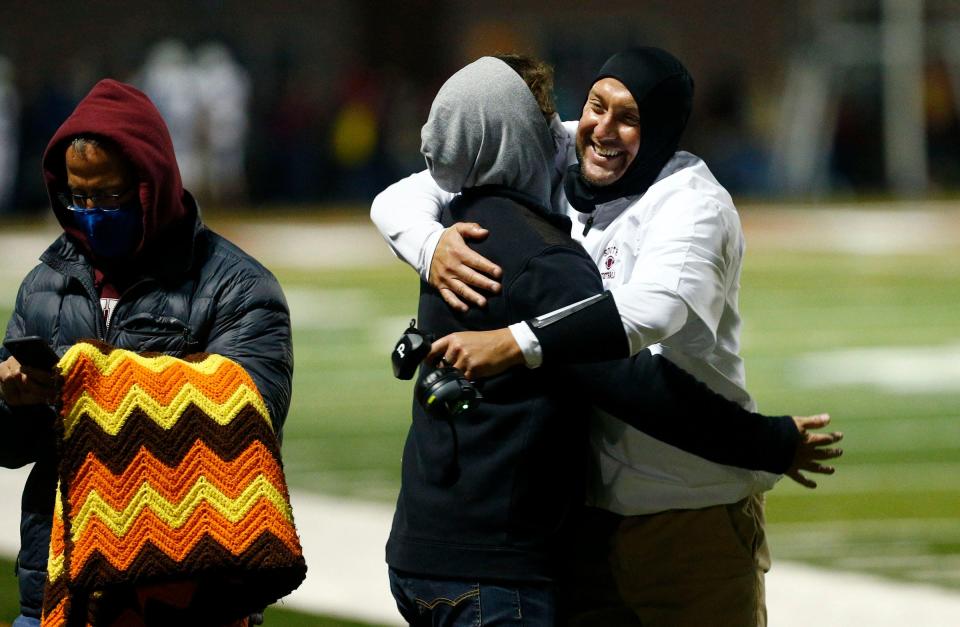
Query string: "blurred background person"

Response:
xmin=195 ymin=41 xmax=252 ymax=205
xmin=136 ymin=39 xmax=202 ymax=196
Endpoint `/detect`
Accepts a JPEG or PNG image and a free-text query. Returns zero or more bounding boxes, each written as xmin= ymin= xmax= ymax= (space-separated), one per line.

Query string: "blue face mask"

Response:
xmin=69 ymin=202 xmax=143 ymax=260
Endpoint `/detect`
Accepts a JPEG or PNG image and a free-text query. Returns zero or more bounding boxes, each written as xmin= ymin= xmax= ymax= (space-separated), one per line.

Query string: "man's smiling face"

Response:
xmin=575 ymin=77 xmax=641 ymax=187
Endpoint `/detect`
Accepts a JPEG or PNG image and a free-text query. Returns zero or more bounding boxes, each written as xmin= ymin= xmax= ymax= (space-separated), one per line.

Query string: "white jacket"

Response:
xmin=369 ymin=124 xmax=779 ymax=514
xmin=570 ymin=151 xmax=778 ymax=513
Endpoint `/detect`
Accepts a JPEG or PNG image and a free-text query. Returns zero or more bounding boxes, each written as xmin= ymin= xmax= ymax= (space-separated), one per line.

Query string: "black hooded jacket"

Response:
xmin=0 ymin=79 xmax=293 ymax=619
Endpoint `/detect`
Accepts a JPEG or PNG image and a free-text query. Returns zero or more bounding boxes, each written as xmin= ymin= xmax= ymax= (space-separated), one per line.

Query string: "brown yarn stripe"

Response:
xmin=59 ymin=404 xmax=278 ymax=477
xmin=74 ymin=532 xmax=305 ymax=603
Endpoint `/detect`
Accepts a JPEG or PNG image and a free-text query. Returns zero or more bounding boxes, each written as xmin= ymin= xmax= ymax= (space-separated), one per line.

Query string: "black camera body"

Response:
xmin=392 ymin=320 xmax=480 ymax=419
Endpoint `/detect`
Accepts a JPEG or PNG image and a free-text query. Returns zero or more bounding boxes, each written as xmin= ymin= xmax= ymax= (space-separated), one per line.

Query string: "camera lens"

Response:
xmin=420 ymin=367 xmax=480 ymax=418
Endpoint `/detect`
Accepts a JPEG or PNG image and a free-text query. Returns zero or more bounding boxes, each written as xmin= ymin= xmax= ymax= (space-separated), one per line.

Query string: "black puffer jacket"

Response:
xmin=0 ymin=79 xmax=293 ymax=620
xmin=0 ymin=212 xmax=293 ymax=619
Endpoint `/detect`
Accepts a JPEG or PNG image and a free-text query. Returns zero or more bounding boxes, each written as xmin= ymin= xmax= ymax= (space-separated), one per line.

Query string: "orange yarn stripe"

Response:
xmin=50 ymin=510 xmax=65 ymax=557
xmin=68 ymin=441 xmax=287 ymax=510
xmin=71 ymin=498 xmax=301 ymax=577
xmin=61 ymin=356 xmax=254 ymax=412
xmin=39 ymin=598 xmax=67 ymax=627
xmin=44 ymin=343 xmax=305 ymax=626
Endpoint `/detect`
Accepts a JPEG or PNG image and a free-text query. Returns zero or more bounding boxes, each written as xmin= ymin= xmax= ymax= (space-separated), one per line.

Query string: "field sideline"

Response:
xmin=0 ymin=203 xmax=958 ymax=625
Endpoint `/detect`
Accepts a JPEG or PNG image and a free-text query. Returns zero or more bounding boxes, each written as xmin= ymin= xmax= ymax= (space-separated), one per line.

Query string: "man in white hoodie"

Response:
xmin=372 ymin=48 xmax=840 ymax=627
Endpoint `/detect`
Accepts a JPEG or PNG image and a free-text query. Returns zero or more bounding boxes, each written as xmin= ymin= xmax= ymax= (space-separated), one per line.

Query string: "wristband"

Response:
xmin=526 ymin=292 xmax=629 ymax=364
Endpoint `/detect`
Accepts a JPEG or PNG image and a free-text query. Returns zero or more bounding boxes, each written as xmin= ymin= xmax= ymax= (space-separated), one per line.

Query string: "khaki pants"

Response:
xmin=562 ymin=495 xmax=770 ymax=627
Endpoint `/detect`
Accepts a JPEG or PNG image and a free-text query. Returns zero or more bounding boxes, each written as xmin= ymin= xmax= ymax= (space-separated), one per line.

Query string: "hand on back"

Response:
xmin=429 ymin=223 xmax=503 ymax=312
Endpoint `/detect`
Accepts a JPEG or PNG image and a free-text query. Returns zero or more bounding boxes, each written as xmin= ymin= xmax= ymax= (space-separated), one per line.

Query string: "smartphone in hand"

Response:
xmin=3 ymin=336 xmax=60 ymax=371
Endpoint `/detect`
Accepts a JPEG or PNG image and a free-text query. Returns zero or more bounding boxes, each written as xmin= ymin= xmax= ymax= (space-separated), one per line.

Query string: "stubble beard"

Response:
xmin=576 ymin=142 xmax=610 ymax=187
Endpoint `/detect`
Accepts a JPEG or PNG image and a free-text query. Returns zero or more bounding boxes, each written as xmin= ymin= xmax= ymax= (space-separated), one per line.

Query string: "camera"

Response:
xmin=392 ymin=319 xmax=480 ymax=419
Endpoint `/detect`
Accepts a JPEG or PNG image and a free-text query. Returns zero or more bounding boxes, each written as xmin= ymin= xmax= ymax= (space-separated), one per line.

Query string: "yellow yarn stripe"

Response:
xmin=70 ymin=475 xmax=294 ymax=541
xmin=58 ymin=344 xmax=230 ymax=377
xmin=46 ymin=486 xmax=64 ymax=583
xmin=63 ymin=384 xmax=269 ymax=439
xmin=47 ymin=554 xmax=65 ymax=584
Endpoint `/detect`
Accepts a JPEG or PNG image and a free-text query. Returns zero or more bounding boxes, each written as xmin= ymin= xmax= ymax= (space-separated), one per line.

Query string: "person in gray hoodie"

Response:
xmin=384 ymin=56 xmax=836 ymax=627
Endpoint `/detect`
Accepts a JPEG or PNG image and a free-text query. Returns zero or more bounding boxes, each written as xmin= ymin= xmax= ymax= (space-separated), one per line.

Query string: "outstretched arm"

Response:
xmin=370 ymin=170 xmax=452 ymax=278
xmin=430 ymin=314 xmax=844 ymax=482
xmin=428 ymin=240 xmax=843 ymax=485
xmin=370 ymin=170 xmax=502 ymax=311
xmin=787 ymin=414 xmax=844 ymax=488
xmin=429 ymin=189 xmax=746 ymax=376
xmin=562 ymin=353 xmax=842 ymax=483
xmin=429 ymin=290 xmax=630 ymax=378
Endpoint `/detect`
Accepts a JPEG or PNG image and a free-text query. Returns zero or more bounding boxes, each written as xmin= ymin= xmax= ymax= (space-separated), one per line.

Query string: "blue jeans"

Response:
xmin=388 ymin=568 xmax=557 ymax=626
xmin=12 ymin=616 xmax=40 ymax=627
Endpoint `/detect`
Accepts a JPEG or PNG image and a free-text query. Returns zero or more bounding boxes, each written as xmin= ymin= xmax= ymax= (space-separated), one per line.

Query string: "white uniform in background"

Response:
xmin=566 ymin=149 xmax=778 ymax=512
xmin=195 ymin=42 xmax=251 ymax=203
xmin=137 ymin=39 xmax=202 ymax=192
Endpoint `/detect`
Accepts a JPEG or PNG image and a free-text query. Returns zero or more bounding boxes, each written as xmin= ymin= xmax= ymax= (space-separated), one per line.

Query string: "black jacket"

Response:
xmin=0 ymin=212 xmax=293 ymax=619
xmin=386 ymin=187 xmax=796 ymax=582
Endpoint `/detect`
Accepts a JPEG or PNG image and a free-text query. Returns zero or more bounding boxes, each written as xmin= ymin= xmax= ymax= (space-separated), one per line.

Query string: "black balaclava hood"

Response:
xmin=564 ymin=47 xmax=694 ymax=214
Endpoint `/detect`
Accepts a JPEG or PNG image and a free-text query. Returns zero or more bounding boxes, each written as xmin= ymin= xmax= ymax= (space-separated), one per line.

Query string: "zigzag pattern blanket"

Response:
xmin=42 ymin=341 xmax=306 ymax=626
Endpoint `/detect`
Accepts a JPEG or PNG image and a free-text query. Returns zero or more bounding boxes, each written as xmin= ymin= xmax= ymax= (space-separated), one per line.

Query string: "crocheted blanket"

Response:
xmin=41 ymin=341 xmax=306 ymax=626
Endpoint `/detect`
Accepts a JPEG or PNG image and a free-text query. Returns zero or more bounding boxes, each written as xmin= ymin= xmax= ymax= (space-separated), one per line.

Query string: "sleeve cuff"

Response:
xmin=525 ymin=292 xmax=629 ymax=365
xmin=766 ymin=415 xmax=801 ymax=474
xmin=419 ymin=228 xmax=445 ymax=282
xmin=508 ymin=322 xmax=543 ymax=369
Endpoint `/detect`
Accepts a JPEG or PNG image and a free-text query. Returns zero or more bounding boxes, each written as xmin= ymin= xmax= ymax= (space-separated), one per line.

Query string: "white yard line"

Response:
xmin=282 ymin=490 xmax=402 ymax=625
xmin=220 ymin=222 xmax=398 ymax=271
xmin=1 ymin=466 xmax=959 ymax=626
xmin=217 ymin=204 xmax=960 ymax=266
xmin=789 ymin=343 xmax=960 ymax=393
xmin=1 ymin=204 xmax=958 ymax=284
xmin=766 ymin=561 xmax=960 ymax=627
xmin=739 ymin=202 xmax=960 ymax=254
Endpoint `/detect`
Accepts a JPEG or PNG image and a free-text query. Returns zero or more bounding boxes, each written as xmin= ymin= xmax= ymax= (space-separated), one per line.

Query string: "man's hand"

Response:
xmin=0 ymin=356 xmax=58 ymax=406
xmin=429 ymin=223 xmax=502 ymax=312
xmin=786 ymin=414 xmax=843 ymax=488
xmin=427 ymin=328 xmax=523 ymax=380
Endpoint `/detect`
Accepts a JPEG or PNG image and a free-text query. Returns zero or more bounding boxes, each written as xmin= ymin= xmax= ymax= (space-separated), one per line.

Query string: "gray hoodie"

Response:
xmin=420 ymin=56 xmax=555 ymax=210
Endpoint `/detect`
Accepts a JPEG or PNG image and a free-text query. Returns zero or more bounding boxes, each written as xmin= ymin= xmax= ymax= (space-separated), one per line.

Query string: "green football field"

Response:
xmin=0 ymin=208 xmax=957 ymax=622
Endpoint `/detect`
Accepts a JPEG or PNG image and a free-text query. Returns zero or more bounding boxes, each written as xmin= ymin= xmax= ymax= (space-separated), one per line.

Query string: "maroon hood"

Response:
xmin=42 ymin=79 xmax=191 ymax=258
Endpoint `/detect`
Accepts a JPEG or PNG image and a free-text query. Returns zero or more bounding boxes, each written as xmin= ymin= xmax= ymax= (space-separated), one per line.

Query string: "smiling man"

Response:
xmin=547 ymin=47 xmax=774 ymax=627
xmin=370 ymin=47 xmax=813 ymax=626
xmin=576 ymin=78 xmax=642 ymax=186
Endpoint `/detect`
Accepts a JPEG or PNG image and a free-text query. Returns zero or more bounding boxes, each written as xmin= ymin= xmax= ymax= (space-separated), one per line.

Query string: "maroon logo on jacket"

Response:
xmin=601 ymin=245 xmax=619 ymax=280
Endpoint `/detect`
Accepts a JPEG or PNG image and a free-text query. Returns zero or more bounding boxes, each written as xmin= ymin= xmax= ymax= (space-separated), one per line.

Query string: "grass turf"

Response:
xmin=0 ymin=560 xmax=375 ymax=626
xmin=0 ymin=214 xmax=957 ymax=620
xmin=275 ymin=247 xmax=960 ymax=590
